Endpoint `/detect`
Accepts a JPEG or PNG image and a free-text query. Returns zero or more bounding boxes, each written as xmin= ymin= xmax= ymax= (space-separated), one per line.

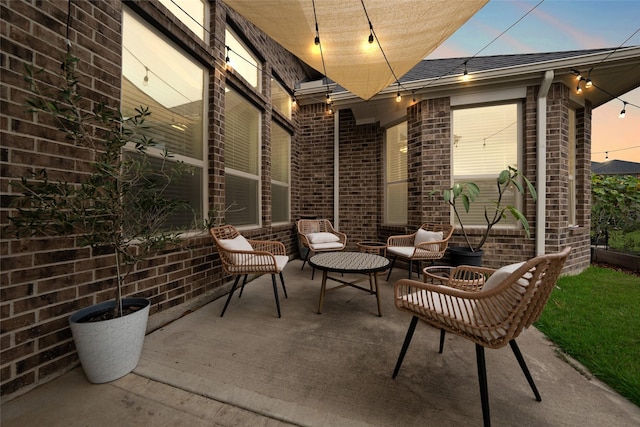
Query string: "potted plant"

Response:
xmin=6 ymin=54 xmax=194 ymax=383
xmin=441 ymin=166 xmax=537 ymax=266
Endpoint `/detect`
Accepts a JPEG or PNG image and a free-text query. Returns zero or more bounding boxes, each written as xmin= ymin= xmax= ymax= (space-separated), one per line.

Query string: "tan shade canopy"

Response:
xmin=225 ymin=0 xmax=488 ymax=100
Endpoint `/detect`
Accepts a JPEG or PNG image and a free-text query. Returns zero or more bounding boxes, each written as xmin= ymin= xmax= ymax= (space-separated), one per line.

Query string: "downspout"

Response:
xmin=334 ymin=108 xmax=340 ymax=229
xmin=536 ymin=70 xmax=554 ymax=256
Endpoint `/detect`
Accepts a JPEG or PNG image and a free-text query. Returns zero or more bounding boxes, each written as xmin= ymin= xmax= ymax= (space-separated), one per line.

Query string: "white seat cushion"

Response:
xmin=307 ymin=232 xmax=340 ymax=244
xmin=402 ymin=290 xmax=505 ymax=341
xmin=309 ymin=242 xmax=345 ymax=251
xmin=387 ymin=246 xmax=415 ymax=258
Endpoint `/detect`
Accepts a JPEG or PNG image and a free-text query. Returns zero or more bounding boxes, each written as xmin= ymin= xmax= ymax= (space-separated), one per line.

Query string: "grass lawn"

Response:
xmin=536 ymin=266 xmax=640 ymax=407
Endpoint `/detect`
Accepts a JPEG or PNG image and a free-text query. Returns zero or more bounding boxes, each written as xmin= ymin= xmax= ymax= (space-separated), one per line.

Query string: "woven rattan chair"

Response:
xmin=392 ymin=247 xmax=571 ymax=427
xmin=297 ymin=219 xmax=347 ymax=276
xmin=210 ymin=225 xmax=289 ymax=318
xmin=386 ymin=223 xmax=454 ymax=280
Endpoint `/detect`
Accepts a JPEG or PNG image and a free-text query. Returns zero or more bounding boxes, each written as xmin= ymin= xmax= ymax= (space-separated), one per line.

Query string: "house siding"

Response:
xmin=0 ymin=0 xmax=308 ymax=401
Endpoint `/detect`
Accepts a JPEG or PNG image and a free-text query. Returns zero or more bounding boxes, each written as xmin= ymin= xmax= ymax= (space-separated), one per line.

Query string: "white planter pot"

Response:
xmin=69 ymin=298 xmax=150 ymax=384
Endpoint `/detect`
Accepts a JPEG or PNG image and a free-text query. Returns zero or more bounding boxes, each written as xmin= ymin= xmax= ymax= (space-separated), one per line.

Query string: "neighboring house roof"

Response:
xmin=592 ymin=160 xmax=640 ymax=176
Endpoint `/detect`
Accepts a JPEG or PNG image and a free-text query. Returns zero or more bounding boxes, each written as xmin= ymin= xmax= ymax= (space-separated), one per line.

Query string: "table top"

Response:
xmin=309 ymin=251 xmax=390 ymax=274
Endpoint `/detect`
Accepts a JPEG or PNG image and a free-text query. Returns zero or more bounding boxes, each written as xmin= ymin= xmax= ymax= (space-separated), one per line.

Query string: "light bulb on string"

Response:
xmin=585 ymin=78 xmax=592 ymax=89
xmin=326 ymin=92 xmax=332 ymax=104
xmin=143 ymin=66 xmax=149 ymax=86
xmin=368 ymin=22 xmax=374 ymax=44
xmin=225 ymin=46 xmax=233 ymax=71
xmin=462 ymin=61 xmax=470 ymax=81
xmin=619 ymin=102 xmax=627 ymax=118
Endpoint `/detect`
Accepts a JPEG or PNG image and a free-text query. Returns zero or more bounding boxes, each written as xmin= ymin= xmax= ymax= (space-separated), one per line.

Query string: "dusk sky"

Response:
xmin=427 ymin=0 xmax=640 ymax=163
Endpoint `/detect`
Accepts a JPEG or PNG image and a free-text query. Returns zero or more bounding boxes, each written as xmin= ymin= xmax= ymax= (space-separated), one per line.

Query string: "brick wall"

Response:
xmin=0 ymin=0 xmax=308 ymax=401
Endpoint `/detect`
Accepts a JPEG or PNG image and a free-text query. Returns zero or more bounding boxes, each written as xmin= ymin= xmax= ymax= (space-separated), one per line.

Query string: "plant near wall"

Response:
xmin=591 ymin=173 xmax=640 ymax=250
xmin=6 ymin=53 xmax=194 ymax=320
xmin=441 ymin=166 xmax=537 ymax=253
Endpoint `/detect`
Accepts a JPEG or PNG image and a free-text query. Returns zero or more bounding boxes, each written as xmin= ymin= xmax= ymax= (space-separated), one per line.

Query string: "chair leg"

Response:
xmin=386 ymin=256 xmax=397 ymax=281
xmin=392 ymin=316 xmax=419 ymax=378
xmin=271 ymin=274 xmax=282 ymax=318
xmin=439 ymin=329 xmax=446 ymax=353
xmin=509 ymin=339 xmax=542 ymax=402
xmin=238 ymin=274 xmax=249 ymax=298
xmin=220 ymin=275 xmax=241 ymax=317
xmin=408 ymin=259 xmax=413 ymax=279
xmin=279 ymin=271 xmax=288 ymax=298
xmin=475 ymin=344 xmax=491 ymax=427
xmin=300 ymin=250 xmax=310 ymax=270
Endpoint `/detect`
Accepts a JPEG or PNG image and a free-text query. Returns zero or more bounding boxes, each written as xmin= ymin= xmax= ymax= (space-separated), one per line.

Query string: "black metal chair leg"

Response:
xmin=220 ymin=275 xmax=241 ymax=317
xmin=279 ymin=271 xmax=288 ymax=298
xmin=238 ymin=274 xmax=249 ymax=298
xmin=301 ymin=250 xmax=310 ymax=270
xmin=386 ymin=256 xmax=397 ymax=281
xmin=408 ymin=260 xmax=413 ymax=279
xmin=439 ymin=329 xmax=446 ymax=353
xmin=510 ymin=339 xmax=542 ymax=401
xmin=392 ymin=316 xmax=419 ymax=378
xmin=476 ymin=344 xmax=491 ymax=427
xmin=271 ymin=274 xmax=281 ymax=318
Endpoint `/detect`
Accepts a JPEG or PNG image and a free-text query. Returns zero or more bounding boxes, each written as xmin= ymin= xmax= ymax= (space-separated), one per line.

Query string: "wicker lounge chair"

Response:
xmin=297 ymin=219 xmax=347 ymax=276
xmin=386 ymin=223 xmax=453 ymax=280
xmin=392 ymin=247 xmax=571 ymax=427
xmin=210 ymin=225 xmax=289 ymax=318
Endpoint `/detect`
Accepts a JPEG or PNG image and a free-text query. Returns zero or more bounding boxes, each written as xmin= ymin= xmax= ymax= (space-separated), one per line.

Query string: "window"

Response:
xmin=452 ymin=103 xmax=521 ymax=227
xmin=158 ymin=0 xmax=206 ymax=41
xmin=568 ymin=108 xmax=577 ymax=226
xmin=271 ymin=123 xmax=290 ymax=223
xmin=385 ymin=122 xmax=408 ymax=224
xmin=225 ymin=88 xmax=261 ymax=226
xmin=121 ymin=8 xmax=205 ymax=229
xmin=225 ymin=28 xmax=260 ymax=89
xmin=271 ymin=78 xmax=291 ymax=119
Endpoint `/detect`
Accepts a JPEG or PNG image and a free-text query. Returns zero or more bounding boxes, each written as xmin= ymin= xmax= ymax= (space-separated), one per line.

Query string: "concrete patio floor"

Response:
xmin=3 ymin=258 xmax=640 ymax=426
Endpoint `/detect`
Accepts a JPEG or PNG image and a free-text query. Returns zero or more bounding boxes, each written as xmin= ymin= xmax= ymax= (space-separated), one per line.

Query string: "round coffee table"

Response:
xmin=309 ymin=251 xmax=390 ymax=316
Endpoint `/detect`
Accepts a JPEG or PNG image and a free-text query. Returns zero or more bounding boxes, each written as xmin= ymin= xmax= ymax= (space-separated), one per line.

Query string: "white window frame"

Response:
xmin=384 ymin=121 xmax=408 ymax=225
xmin=224 ymin=87 xmax=262 ymax=228
xmin=122 ymin=7 xmax=207 ymax=232
xmin=225 ymin=28 xmax=260 ymax=90
xmin=271 ymin=122 xmax=291 ymax=224
xmin=451 ymin=101 xmax=523 ymax=229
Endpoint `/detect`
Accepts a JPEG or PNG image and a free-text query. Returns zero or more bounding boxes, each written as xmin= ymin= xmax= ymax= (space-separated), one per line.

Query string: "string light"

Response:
xmin=576 ymin=81 xmax=583 ymax=94
xmin=585 ymin=78 xmax=593 ymax=89
xmin=225 ymin=46 xmax=233 ymax=71
xmin=325 ymin=92 xmax=332 ymax=104
xmin=462 ymin=61 xmax=470 ymax=81
xmin=143 ymin=66 xmax=149 ymax=86
xmin=368 ymin=22 xmax=374 ymax=44
xmin=619 ymin=102 xmax=627 ymax=118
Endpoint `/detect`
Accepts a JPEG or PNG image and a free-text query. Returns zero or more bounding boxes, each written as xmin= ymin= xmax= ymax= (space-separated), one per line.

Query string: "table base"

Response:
xmin=318 ymin=271 xmax=382 ymax=316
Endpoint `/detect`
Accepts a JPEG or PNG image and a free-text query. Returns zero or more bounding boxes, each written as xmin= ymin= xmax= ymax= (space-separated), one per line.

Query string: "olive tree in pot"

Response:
xmin=442 ymin=166 xmax=537 ymax=266
xmin=6 ymin=54 xmax=194 ymax=383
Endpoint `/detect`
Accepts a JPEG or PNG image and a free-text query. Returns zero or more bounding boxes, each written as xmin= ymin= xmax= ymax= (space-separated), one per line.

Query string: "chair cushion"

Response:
xmin=307 ymin=232 xmax=340 ymax=244
xmin=218 ymin=235 xmax=254 ymax=264
xmin=414 ymin=229 xmax=443 ymax=250
xmin=309 ymin=241 xmax=345 ymax=251
xmin=402 ymin=290 xmax=504 ymax=341
xmin=483 ymin=262 xmax=526 ymax=291
xmin=387 ymin=246 xmax=415 ymax=258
